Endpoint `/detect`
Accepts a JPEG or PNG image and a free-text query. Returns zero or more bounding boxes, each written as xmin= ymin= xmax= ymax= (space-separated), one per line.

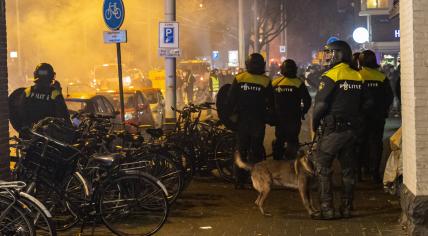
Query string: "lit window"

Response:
xmin=367 ymin=0 xmax=389 ymax=9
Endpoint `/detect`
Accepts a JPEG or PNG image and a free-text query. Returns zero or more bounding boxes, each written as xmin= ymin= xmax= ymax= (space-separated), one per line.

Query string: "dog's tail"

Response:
xmin=234 ymin=151 xmax=254 ymax=171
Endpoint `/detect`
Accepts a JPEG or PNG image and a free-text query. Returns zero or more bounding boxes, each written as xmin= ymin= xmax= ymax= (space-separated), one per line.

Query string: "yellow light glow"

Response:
xmin=367 ymin=0 xmax=389 ymax=9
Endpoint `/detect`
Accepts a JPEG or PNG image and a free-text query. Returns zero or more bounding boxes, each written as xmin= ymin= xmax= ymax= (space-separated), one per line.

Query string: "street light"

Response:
xmin=353 ymin=27 xmax=369 ymax=44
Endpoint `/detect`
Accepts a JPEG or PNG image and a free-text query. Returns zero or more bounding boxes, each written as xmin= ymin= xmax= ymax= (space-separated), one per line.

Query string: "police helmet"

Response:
xmin=323 ymin=40 xmax=352 ymax=67
xmin=245 ymin=53 xmax=266 ymax=75
xmin=34 ymin=63 xmax=56 ymax=83
xmin=280 ymin=59 xmax=298 ymax=78
xmin=359 ymin=50 xmax=379 ymax=69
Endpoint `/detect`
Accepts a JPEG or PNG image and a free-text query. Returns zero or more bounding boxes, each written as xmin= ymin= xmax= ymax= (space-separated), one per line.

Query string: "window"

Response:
xmin=367 ymin=0 xmax=389 ymax=9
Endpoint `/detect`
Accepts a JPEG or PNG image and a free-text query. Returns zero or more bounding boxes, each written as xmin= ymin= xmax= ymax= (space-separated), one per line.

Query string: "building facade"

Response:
xmin=360 ymin=0 xmax=400 ymax=66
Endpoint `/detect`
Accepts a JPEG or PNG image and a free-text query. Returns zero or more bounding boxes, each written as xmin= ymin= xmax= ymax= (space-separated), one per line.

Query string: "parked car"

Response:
xmin=141 ymin=88 xmax=165 ymax=128
xmin=97 ymin=90 xmax=156 ymax=128
xmin=65 ymin=93 xmax=117 ymax=127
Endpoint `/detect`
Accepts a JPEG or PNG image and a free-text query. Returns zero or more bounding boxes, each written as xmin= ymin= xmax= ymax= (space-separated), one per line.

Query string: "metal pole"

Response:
xmin=165 ymin=0 xmax=177 ymax=122
xmin=238 ymin=0 xmax=245 ymax=68
xmin=283 ymin=0 xmax=287 ymax=58
xmin=367 ymin=15 xmax=372 ymax=42
xmin=15 ymin=0 xmax=22 ymax=80
xmin=116 ymin=43 xmax=126 ymax=126
xmin=253 ymin=0 xmax=259 ymax=53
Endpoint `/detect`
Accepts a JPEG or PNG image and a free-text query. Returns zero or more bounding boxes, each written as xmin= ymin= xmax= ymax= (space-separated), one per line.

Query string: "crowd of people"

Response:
xmin=221 ymin=40 xmax=398 ymax=220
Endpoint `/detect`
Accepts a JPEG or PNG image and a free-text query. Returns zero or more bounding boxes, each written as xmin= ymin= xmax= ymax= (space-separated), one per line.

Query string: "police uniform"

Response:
xmin=312 ymin=62 xmax=372 ymax=217
xmin=272 ymin=76 xmax=311 ymax=160
xmin=228 ymin=71 xmax=273 ymax=184
xmin=22 ymin=85 xmax=71 ymax=129
xmin=359 ymin=67 xmax=393 ymax=181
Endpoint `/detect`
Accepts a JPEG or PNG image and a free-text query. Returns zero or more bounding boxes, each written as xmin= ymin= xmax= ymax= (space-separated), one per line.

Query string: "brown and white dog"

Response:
xmin=235 ymin=151 xmax=317 ymax=216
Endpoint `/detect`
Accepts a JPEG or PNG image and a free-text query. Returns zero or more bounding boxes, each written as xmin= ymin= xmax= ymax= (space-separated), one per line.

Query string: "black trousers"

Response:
xmin=234 ymin=120 xmax=265 ymax=184
xmin=272 ymin=120 xmax=301 ymax=160
xmin=315 ymin=128 xmax=357 ymax=211
xmin=360 ymin=118 xmax=386 ymax=180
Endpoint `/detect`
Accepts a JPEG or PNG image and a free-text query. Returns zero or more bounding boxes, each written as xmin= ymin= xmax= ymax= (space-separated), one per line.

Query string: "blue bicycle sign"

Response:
xmin=103 ymin=0 xmax=125 ymax=30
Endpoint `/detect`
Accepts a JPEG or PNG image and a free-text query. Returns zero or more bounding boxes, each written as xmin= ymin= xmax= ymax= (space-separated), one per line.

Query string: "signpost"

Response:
xmin=159 ymin=17 xmax=180 ymax=121
xmin=103 ymin=0 xmax=126 ymax=125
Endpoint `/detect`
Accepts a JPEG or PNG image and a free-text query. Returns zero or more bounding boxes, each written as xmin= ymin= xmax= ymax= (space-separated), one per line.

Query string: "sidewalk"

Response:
xmin=158 ymin=178 xmax=404 ymax=236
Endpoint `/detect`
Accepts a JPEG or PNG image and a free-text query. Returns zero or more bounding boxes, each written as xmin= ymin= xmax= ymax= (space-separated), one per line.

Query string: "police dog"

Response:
xmin=235 ymin=151 xmax=317 ymax=216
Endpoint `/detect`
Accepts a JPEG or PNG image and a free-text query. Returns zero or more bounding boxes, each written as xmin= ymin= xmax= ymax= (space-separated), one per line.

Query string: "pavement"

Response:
xmin=11 ymin=107 xmax=403 ymax=236
xmin=60 ymin=116 xmax=404 ymax=236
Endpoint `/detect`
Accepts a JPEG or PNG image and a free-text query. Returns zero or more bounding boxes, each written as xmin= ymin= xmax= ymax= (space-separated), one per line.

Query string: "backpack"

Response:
xmin=216 ymin=84 xmax=237 ymax=131
xmin=8 ymin=87 xmax=26 ymax=132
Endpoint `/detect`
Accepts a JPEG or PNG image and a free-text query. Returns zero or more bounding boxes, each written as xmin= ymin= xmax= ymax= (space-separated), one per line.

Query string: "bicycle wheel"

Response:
xmin=136 ymin=152 xmax=183 ymax=204
xmin=167 ymin=146 xmax=194 ymax=190
xmin=0 ymin=196 xmax=36 ymax=236
xmin=99 ymin=173 xmax=169 ymax=236
xmin=33 ymin=172 xmax=89 ymax=231
xmin=15 ymin=193 xmax=57 ymax=236
xmin=214 ymin=134 xmax=236 ymax=182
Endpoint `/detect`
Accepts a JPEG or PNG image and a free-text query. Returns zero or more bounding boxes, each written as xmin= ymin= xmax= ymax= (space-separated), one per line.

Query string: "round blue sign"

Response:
xmin=103 ymin=0 xmax=125 ymax=30
xmin=326 ymin=36 xmax=339 ymax=45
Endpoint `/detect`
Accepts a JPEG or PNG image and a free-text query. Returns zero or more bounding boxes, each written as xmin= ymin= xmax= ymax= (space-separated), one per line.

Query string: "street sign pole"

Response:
xmin=103 ymin=0 xmax=126 ymax=126
xmin=116 ymin=43 xmax=125 ymax=124
xmin=164 ymin=0 xmax=177 ymax=122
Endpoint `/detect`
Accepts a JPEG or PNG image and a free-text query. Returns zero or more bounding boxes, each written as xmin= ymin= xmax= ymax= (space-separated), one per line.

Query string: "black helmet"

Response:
xmin=34 ymin=63 xmax=55 ymax=83
xmin=323 ymin=40 xmax=352 ymax=66
xmin=245 ymin=53 xmax=266 ymax=75
xmin=280 ymin=59 xmax=297 ymax=78
xmin=359 ymin=50 xmax=379 ymax=69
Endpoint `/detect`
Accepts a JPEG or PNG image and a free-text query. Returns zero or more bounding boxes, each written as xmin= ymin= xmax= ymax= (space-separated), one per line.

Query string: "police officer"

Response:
xmin=209 ymin=69 xmax=220 ymax=99
xmin=358 ymin=50 xmax=394 ymax=183
xmin=272 ymin=59 xmax=311 ymax=160
xmin=21 ymin=63 xmax=71 ymax=132
xmin=312 ymin=41 xmax=372 ymax=219
xmin=227 ymin=53 xmax=273 ymax=188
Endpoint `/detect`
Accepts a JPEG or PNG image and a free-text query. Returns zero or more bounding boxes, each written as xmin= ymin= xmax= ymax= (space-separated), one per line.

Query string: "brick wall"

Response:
xmin=0 ymin=0 xmax=8 ymax=179
xmin=400 ymin=0 xmax=428 ymax=196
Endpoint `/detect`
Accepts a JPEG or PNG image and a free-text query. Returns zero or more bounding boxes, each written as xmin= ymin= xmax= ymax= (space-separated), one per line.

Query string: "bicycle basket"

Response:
xmin=32 ymin=117 xmax=77 ymax=144
xmin=20 ymin=137 xmax=79 ymax=183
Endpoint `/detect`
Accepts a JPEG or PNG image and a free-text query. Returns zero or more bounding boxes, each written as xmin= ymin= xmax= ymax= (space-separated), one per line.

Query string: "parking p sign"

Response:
xmin=159 ymin=22 xmax=179 ymax=48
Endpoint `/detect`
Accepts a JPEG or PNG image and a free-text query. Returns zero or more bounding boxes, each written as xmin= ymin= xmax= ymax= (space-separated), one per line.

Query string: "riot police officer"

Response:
xmin=312 ymin=41 xmax=372 ymax=219
xmin=358 ymin=50 xmax=393 ymax=183
xmin=21 ymin=63 xmax=71 ymax=131
xmin=227 ymin=53 xmax=273 ymax=188
xmin=272 ymin=59 xmax=311 ymax=160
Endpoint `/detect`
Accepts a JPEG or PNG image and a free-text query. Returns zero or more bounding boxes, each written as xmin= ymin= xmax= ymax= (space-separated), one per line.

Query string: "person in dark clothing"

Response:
xmin=183 ymin=69 xmax=195 ymax=104
xmin=20 ymin=63 xmax=71 ymax=134
xmin=227 ymin=53 xmax=274 ymax=188
xmin=311 ymin=41 xmax=373 ymax=220
xmin=358 ymin=50 xmax=394 ymax=183
xmin=272 ymin=59 xmax=312 ymax=160
xmin=351 ymin=52 xmax=361 ymax=71
xmin=395 ymin=64 xmax=401 ymax=106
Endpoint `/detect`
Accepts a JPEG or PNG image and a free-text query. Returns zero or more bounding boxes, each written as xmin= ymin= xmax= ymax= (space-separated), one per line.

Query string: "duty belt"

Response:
xmin=323 ymin=115 xmax=357 ymax=133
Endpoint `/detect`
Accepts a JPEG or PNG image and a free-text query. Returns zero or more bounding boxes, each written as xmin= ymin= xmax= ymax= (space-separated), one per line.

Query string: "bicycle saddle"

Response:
xmin=91 ymin=153 xmax=122 ymax=167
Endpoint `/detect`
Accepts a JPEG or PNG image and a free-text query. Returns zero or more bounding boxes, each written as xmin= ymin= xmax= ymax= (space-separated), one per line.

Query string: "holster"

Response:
xmin=322 ymin=115 xmax=360 ymax=135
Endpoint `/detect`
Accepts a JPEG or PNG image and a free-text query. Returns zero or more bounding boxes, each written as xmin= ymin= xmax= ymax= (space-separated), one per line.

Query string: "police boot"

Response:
xmin=311 ymin=176 xmax=336 ymax=220
xmin=310 ymin=204 xmax=335 ymax=220
xmin=339 ymin=199 xmax=353 ymax=218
